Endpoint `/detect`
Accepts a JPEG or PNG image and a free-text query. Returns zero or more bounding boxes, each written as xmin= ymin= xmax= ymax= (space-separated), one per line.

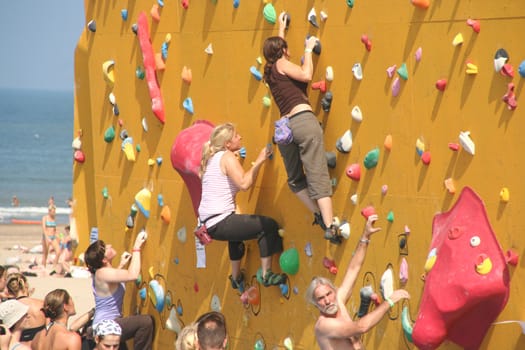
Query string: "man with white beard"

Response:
xmin=306 ymin=214 xmax=410 ymax=349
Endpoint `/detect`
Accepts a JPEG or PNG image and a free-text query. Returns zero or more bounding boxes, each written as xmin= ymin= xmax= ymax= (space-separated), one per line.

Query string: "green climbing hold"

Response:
xmin=387 ymin=211 xmax=394 ymax=222
xmin=279 ymin=247 xmax=299 ymax=275
xmin=347 ymin=0 xmax=355 ymax=8
xmin=136 ymin=144 xmax=141 ymax=152
xmin=263 ymin=3 xmax=277 ymax=24
xmin=397 ymin=63 xmax=408 ymax=80
xmin=104 ymin=126 xmax=115 ymax=142
xmin=136 ymin=66 xmax=145 ymax=80
xmin=363 ymin=147 xmax=380 ymax=169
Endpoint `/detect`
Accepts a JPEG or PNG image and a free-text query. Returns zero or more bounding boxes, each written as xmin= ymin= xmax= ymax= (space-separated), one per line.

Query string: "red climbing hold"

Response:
xmin=361 ymin=34 xmax=372 ymax=52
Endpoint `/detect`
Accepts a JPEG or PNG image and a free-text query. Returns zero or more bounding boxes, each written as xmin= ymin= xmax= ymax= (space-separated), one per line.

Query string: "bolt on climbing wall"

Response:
xmin=72 ymin=0 xmax=525 ymax=349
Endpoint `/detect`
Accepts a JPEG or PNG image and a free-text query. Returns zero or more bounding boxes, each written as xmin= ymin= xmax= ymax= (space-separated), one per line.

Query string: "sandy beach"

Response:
xmin=0 ymin=223 xmax=94 ymax=326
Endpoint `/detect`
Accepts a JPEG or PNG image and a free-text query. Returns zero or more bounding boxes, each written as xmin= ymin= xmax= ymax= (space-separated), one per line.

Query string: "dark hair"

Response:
xmin=84 ymin=240 xmax=106 ymax=273
xmin=0 ymin=266 xmax=5 ymax=278
xmin=6 ymin=273 xmax=27 ymax=297
xmin=263 ymin=36 xmax=288 ymax=82
xmin=41 ymin=289 xmax=70 ymax=320
xmin=196 ymin=311 xmax=227 ymax=350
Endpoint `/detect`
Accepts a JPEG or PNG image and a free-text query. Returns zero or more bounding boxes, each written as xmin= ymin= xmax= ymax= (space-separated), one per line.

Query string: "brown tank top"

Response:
xmin=268 ymin=64 xmax=310 ymax=116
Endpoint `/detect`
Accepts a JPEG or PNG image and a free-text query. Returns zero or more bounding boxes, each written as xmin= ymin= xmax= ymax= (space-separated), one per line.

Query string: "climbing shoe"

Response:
xmin=312 ymin=212 xmax=328 ymax=231
xmin=324 ymin=225 xmax=343 ymax=245
xmin=256 ymin=268 xmax=287 ymax=287
xmin=229 ymin=273 xmax=245 ymax=292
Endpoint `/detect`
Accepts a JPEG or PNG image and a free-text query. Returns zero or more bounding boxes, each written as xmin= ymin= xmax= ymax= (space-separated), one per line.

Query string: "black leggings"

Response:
xmin=208 ymin=213 xmax=283 ymax=260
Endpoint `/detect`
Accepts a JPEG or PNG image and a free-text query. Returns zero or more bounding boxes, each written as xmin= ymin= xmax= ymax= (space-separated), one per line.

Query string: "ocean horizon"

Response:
xmin=0 ymin=88 xmax=73 ymax=225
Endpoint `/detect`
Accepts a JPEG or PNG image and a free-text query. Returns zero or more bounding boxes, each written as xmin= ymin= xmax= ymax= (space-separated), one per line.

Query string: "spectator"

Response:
xmin=0 ymin=299 xmax=31 ymax=350
xmin=196 ymin=312 xmax=227 ymax=350
xmin=41 ymin=204 xmax=61 ymax=273
xmin=175 ymin=322 xmax=197 ymax=350
xmin=93 ymin=319 xmax=122 ymax=350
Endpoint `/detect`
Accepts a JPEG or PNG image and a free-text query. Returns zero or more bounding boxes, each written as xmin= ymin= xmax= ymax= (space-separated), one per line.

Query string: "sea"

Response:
xmin=0 ymin=88 xmax=73 ymax=225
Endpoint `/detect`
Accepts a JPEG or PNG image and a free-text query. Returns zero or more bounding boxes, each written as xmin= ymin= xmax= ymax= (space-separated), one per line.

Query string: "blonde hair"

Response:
xmin=199 ymin=123 xmax=235 ymax=178
xmin=175 ymin=322 xmax=198 ymax=350
xmin=6 ymin=273 xmax=28 ymax=297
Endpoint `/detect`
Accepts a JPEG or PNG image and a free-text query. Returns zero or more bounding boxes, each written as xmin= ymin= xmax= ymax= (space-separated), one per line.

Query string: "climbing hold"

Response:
xmin=250 ymin=66 xmax=263 ymax=81
xmin=308 ymin=8 xmax=319 ymax=28
xmin=119 ymin=130 xmax=128 ymax=140
xmin=233 ymin=0 xmax=240 ymax=9
xmin=112 ymin=104 xmax=120 ymax=116
xmin=397 ymin=63 xmax=408 ymax=80
xmin=501 ymin=63 xmax=515 ymax=78
xmin=141 ymin=118 xmax=148 ymax=132
xmin=283 ymin=336 xmax=293 ymax=350
xmin=109 ymin=92 xmax=116 ymax=106
xmin=177 ymin=226 xmax=187 ymax=243
xmin=204 ymin=43 xmax=214 ymax=55
xmin=415 ymin=137 xmax=425 ymax=156
xmin=131 ymin=23 xmax=138 ymax=35
xmin=155 ymin=53 xmax=166 ymax=71
xmin=519 ymin=60 xmax=525 ymax=78
xmin=494 ymin=48 xmax=509 ymax=72
xmin=444 ymin=178 xmax=455 ymax=194
xmin=401 ymin=306 xmax=414 ymax=343
xmin=149 ymin=280 xmax=165 ymax=312
xmin=391 ymin=77 xmax=401 ymax=97
xmin=459 ymin=131 xmax=475 ymax=155
xmin=157 ymin=194 xmax=164 ymax=207
xmin=502 ymin=82 xmax=517 ymax=110
xmin=183 ymin=97 xmax=194 ymax=114
xmin=72 ymin=136 xmax=82 ymax=150
xmin=310 ymin=37 xmax=322 ymax=55
xmin=102 ymin=60 xmax=115 ymax=87
xmin=448 ymin=142 xmax=460 ymax=151
xmin=465 ymin=61 xmax=478 ymax=75
xmin=452 ymin=33 xmax=464 ymax=46
xmin=126 ymin=205 xmax=138 ymax=228
xmin=102 ymin=187 xmax=109 ymax=199
xmin=279 ymin=283 xmax=288 ymax=296
xmin=263 ymin=3 xmax=276 ymax=24
xmin=322 ymin=257 xmax=338 ymax=274
xmin=150 ymin=4 xmax=161 ymax=22
xmin=104 ymin=126 xmax=115 ymax=143
xmin=475 ymin=253 xmax=492 ymax=275
xmin=280 ymin=248 xmax=300 ymax=275
xmin=325 ymin=66 xmax=334 ymax=81
xmin=238 ymin=147 xmax=246 ymax=159
xmin=210 ymin=294 xmax=221 ymax=312
xmin=387 ymin=211 xmax=395 ymax=222
xmin=351 ymin=105 xmax=363 ymax=122
xmin=254 ymin=339 xmax=265 ymax=350
xmin=466 ymin=18 xmax=480 ymax=33
xmin=304 ymin=242 xmax=313 ymax=257
xmin=384 ymin=134 xmax=393 ymax=150
xmin=500 ymin=187 xmax=510 ymax=202
xmin=139 ymin=287 xmax=147 ymax=300
xmin=350 ymin=194 xmax=358 ymax=205
xmin=161 ymin=42 xmax=169 ymax=61
xmin=411 ymin=0 xmax=429 ymax=9
xmin=325 ymin=152 xmax=336 ymax=169
xmin=352 ymin=63 xmax=363 ymax=80
xmin=346 ymin=163 xmax=361 ymax=181
xmin=506 ymin=250 xmax=518 ymax=266
xmin=363 ymin=147 xmax=380 ymax=169
xmin=121 ymin=137 xmax=136 ymax=162
xmin=134 ymin=188 xmax=152 ymax=219
xmin=240 ymin=286 xmax=260 ymax=306
xmin=336 ymin=130 xmax=352 ymax=153
xmin=361 ymin=206 xmax=376 ymax=220
xmin=358 ymin=286 xmax=374 ymax=317
xmin=73 ymin=150 xmax=85 ymax=163
xmin=262 ymin=95 xmax=271 ymax=107
xmin=381 ymin=185 xmax=388 ymax=196
xmin=400 ymin=258 xmax=409 ymax=284
xmin=347 ymin=0 xmax=355 ymax=8
xmin=181 ymin=66 xmax=192 ymax=84
xmin=320 ymin=91 xmax=333 ymax=112
xmin=360 ymin=34 xmax=372 ymax=52
xmin=421 ymin=151 xmax=431 ymax=165
xmin=312 ymin=80 xmax=327 ymax=93
xmin=320 ymin=10 xmax=328 ymax=21
xmin=181 ymin=0 xmax=189 ymax=9
xmin=135 ymin=66 xmax=145 ymax=80
xmin=339 ymin=221 xmax=350 ymax=239
xmin=165 ymin=308 xmax=182 ymax=334
xmin=161 ymin=205 xmax=171 ymax=224
xmin=435 ymin=79 xmax=447 ymax=91
xmin=158 ymin=0 xmax=164 ymax=7
xmin=386 ymin=64 xmax=396 ymax=78
xmin=121 ymin=9 xmax=128 ymax=21
xmin=380 ymin=268 xmax=394 ymax=299
xmin=87 ymin=20 xmax=96 ymax=32
xmin=148 ymin=158 xmax=155 ymax=166
xmin=424 ymin=247 xmax=437 ymax=272
xmin=415 ymin=47 xmax=422 ymax=62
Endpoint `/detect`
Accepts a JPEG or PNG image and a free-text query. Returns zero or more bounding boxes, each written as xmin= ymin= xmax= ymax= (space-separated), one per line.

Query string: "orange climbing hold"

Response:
xmin=444 ymin=178 xmax=455 ymax=194
xmin=384 ymin=134 xmax=393 ymax=150
xmin=240 ymin=286 xmax=260 ymax=305
xmin=361 ymin=34 xmax=372 ymax=52
xmin=155 ymin=53 xmax=166 ymax=71
xmin=151 ymin=4 xmax=161 ymax=22
xmin=312 ymin=80 xmax=327 ymax=93
xmin=181 ymin=66 xmax=192 ymax=84
xmin=361 ymin=206 xmax=376 ymax=220
xmin=411 ymin=0 xmax=429 ymax=9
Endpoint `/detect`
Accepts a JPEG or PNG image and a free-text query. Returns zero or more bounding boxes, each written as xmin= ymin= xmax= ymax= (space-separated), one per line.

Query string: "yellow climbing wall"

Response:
xmin=73 ymin=0 xmax=525 ymax=349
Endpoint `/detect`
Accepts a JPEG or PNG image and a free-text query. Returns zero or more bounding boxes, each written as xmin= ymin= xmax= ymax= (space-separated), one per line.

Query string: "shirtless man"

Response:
xmin=306 ymin=215 xmax=410 ymax=349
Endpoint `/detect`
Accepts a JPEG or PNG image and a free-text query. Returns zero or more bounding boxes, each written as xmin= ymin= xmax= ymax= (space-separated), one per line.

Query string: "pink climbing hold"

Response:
xmin=421 ymin=151 xmax=431 ymax=165
xmin=322 ymin=257 xmax=338 ymax=274
xmin=448 ymin=143 xmax=460 ymax=151
xmin=466 ymin=19 xmax=480 ymax=33
xmin=345 ymin=163 xmax=361 ymax=181
xmin=505 ymin=250 xmax=518 ymax=266
xmin=502 ymin=82 xmax=517 ymax=110
xmin=391 ymin=77 xmax=401 ymax=97
xmin=386 ymin=65 xmax=396 ymax=78
xmin=360 ymin=206 xmax=376 ymax=220
xmin=181 ymin=0 xmax=189 ymax=9
xmin=137 ymin=12 xmax=166 ymax=123
xmin=361 ymin=34 xmax=372 ymax=52
xmin=411 ymin=187 xmax=510 ymax=350
xmin=170 ymin=120 xmax=215 ymax=216
xmin=500 ymin=63 xmax=515 ymax=78
xmin=435 ymin=79 xmax=447 ymax=91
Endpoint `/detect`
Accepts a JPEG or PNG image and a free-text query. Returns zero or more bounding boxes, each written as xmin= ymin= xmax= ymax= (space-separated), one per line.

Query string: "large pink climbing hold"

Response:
xmin=170 ymin=120 xmax=215 ymax=216
xmin=345 ymin=163 xmax=361 ymax=181
xmin=137 ymin=12 xmax=166 ymax=124
xmin=411 ymin=187 xmax=510 ymax=349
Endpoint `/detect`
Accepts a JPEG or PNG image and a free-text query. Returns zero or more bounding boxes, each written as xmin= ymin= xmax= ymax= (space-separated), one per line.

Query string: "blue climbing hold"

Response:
xmin=250 ymin=66 xmax=263 ymax=81
xmin=161 ymin=42 xmax=169 ymax=60
xmin=121 ymin=9 xmax=128 ymax=21
xmin=183 ymin=97 xmax=194 ymax=114
xmin=519 ymin=60 xmax=525 ymax=78
xmin=233 ymin=0 xmax=240 ymax=8
xmin=239 ymin=147 xmax=246 ymax=159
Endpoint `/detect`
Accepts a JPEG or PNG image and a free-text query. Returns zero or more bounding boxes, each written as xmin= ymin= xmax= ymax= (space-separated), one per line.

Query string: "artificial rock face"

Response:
xmin=413 ymin=186 xmax=510 ymax=350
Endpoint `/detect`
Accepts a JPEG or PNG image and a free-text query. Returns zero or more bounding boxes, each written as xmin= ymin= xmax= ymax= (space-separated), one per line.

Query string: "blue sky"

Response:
xmin=0 ymin=2 xmax=85 ymax=91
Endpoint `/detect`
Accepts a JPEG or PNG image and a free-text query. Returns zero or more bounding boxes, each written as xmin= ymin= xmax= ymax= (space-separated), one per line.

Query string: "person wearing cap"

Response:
xmin=41 ymin=204 xmax=61 ymax=273
xmin=84 ymin=230 xmax=154 ymax=350
xmin=0 ymin=299 xmax=30 ymax=350
xmin=93 ymin=319 xmax=122 ymax=350
xmin=31 ymin=288 xmax=81 ymax=350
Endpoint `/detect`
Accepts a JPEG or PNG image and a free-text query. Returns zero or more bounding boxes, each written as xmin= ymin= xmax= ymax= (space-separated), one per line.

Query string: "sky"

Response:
xmin=0 ymin=2 xmax=85 ymax=91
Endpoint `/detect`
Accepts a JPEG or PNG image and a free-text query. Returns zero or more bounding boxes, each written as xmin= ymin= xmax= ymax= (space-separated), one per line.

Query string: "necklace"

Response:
xmin=46 ymin=321 xmax=68 ymax=332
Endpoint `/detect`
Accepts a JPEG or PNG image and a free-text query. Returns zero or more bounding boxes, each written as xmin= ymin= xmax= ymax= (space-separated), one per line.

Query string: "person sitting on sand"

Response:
xmin=32 ymin=288 xmax=81 ymax=350
xmin=0 ymin=299 xmax=31 ymax=350
xmin=6 ymin=273 xmax=46 ymax=346
xmin=41 ymin=204 xmax=61 ymax=274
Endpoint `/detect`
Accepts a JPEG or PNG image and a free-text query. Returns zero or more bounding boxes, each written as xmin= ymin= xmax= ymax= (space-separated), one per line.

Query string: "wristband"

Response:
xmin=132 ymin=248 xmax=141 ymax=252
xmin=304 ymin=48 xmax=313 ymax=53
xmin=385 ymin=297 xmax=395 ymax=308
xmin=359 ymin=238 xmax=370 ymax=245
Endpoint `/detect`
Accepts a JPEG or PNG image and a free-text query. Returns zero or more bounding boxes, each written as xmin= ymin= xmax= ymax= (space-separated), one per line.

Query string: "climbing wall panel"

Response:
xmin=73 ymin=0 xmax=525 ymax=349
